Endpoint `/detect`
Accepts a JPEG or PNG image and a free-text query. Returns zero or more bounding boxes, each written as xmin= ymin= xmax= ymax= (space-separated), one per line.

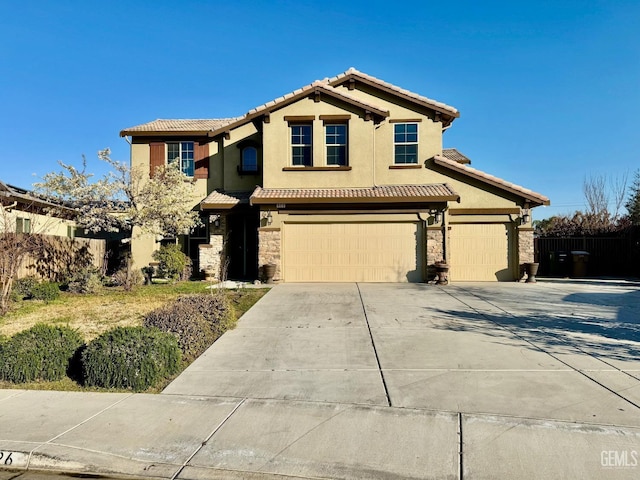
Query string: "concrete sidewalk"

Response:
xmin=1 ymin=281 xmax=640 ymax=479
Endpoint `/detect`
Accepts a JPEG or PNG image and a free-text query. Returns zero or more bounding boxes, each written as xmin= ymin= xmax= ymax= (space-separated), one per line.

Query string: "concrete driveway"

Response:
xmin=2 ymin=281 xmax=639 ymax=479
xmin=161 ymin=280 xmax=640 ymax=478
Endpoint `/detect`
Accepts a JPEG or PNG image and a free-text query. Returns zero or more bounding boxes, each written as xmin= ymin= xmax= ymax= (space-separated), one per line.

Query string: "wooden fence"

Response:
xmin=17 ymin=235 xmax=107 ymax=280
xmin=535 ymin=229 xmax=640 ymax=277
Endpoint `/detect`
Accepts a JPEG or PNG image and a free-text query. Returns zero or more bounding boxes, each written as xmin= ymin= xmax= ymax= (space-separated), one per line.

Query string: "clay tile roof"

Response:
xmin=442 ymin=148 xmax=471 ymax=165
xmin=250 ymin=184 xmax=459 ymax=205
xmin=245 ymin=80 xmax=389 ymax=119
xmin=200 ymin=190 xmax=253 ymax=210
xmin=328 ymin=67 xmax=460 ymax=118
xmin=120 ymin=118 xmax=240 ymax=136
xmin=433 ymin=155 xmax=550 ymax=206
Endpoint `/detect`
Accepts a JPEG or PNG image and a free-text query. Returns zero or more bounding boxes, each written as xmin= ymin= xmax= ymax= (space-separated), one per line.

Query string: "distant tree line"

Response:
xmin=535 ymin=171 xmax=640 ymax=237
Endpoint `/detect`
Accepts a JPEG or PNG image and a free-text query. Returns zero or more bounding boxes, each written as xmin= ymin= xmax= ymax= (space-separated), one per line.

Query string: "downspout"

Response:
xmin=2 ymin=201 xmax=18 ymax=212
xmin=372 ymin=119 xmax=377 ymax=187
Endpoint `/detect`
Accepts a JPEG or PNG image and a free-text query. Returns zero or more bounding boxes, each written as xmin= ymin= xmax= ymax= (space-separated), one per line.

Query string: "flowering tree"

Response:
xmin=35 ymin=148 xmax=201 ymax=237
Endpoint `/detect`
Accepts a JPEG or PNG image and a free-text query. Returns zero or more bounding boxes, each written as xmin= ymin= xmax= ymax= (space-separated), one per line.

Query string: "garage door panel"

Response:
xmin=449 ymin=223 xmax=511 ymax=282
xmin=284 ymin=222 xmax=422 ymax=282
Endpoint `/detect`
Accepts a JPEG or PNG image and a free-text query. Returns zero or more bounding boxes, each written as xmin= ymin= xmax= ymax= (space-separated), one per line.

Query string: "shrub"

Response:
xmin=81 ymin=326 xmax=181 ymax=391
xmin=143 ymin=302 xmax=215 ymax=362
xmin=143 ymin=294 xmax=236 ymax=362
xmin=68 ymin=267 xmax=103 ymax=294
xmin=153 ymin=244 xmax=191 ymax=280
xmin=177 ymin=294 xmax=236 ymax=338
xmin=30 ymin=281 xmax=60 ymax=302
xmin=10 ymin=276 xmax=39 ymax=300
xmin=0 ymin=324 xmax=84 ymax=383
xmin=111 ymin=265 xmax=144 ymax=291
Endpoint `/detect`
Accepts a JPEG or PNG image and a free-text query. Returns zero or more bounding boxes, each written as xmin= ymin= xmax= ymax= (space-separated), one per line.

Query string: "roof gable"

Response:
xmin=433 ymin=155 xmax=550 ymax=206
xmin=121 ymin=68 xmax=457 ymax=137
xmin=328 ymin=68 xmax=459 ymax=126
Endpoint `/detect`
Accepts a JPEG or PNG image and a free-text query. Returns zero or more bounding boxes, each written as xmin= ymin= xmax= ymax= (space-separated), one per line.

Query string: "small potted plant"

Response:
xmin=434 ymin=261 xmax=449 ymax=285
xmin=263 ymin=263 xmax=277 ymax=284
xmin=525 ymin=262 xmax=539 ymax=283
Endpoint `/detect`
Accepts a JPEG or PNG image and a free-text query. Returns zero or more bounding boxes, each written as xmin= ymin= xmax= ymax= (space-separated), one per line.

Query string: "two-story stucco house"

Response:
xmin=120 ymin=68 xmax=549 ymax=282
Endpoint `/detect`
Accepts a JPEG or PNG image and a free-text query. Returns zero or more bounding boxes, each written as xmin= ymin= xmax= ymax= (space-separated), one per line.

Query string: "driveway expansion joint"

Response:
xmin=356 ymin=282 xmax=392 ymax=407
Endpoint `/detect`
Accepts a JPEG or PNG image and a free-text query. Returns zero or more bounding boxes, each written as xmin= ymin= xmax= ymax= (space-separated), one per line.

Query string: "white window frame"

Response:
xmin=166 ymin=141 xmax=195 ymax=176
xmin=325 ymin=123 xmax=348 ymax=166
xmin=291 ymin=124 xmax=313 ymax=166
xmin=393 ymin=123 xmax=419 ymax=164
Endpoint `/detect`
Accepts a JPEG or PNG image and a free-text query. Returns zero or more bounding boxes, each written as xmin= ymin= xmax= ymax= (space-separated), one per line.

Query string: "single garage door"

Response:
xmin=449 ymin=223 xmax=511 ymax=281
xmin=283 ymin=222 xmax=422 ymax=282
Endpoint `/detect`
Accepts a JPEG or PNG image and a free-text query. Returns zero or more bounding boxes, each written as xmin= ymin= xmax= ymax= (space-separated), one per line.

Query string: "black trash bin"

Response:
xmin=552 ymin=251 xmax=570 ymax=277
xmin=570 ymin=251 xmax=589 ymax=277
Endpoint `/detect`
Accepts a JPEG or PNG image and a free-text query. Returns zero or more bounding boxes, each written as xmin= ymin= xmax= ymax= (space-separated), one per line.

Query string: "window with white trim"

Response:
xmin=291 ymin=124 xmax=312 ymax=166
xmin=394 ymin=123 xmax=418 ymax=164
xmin=167 ymin=141 xmax=195 ymax=176
xmin=325 ymin=124 xmax=347 ymax=166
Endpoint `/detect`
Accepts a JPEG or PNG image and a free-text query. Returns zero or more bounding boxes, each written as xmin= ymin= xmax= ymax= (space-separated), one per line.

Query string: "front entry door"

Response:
xmin=227 ymin=212 xmax=259 ymax=280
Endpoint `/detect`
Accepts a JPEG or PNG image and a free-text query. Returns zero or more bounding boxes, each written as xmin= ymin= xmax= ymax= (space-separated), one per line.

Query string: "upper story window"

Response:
xmin=241 ymin=146 xmax=258 ymax=173
xmin=325 ymin=124 xmax=347 ymax=166
xmin=167 ymin=141 xmax=195 ymax=176
xmin=394 ymin=123 xmax=418 ymax=164
xmin=16 ymin=217 xmax=31 ymax=234
xmin=291 ymin=124 xmax=312 ymax=166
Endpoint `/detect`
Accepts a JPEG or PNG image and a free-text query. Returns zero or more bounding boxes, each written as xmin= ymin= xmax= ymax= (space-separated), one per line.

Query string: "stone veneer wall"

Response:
xmin=518 ymin=228 xmax=535 ymax=281
xmin=199 ymin=215 xmax=227 ymax=281
xmin=258 ymin=228 xmax=281 ymax=281
xmin=426 ymin=227 xmax=444 ymax=281
xmin=518 ymin=228 xmax=534 ymax=264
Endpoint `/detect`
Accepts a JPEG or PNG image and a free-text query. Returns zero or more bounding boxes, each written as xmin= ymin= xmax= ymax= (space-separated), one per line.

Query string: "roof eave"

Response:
xmin=200 ymin=202 xmax=239 ymax=210
xmin=250 ymin=194 xmax=459 ymax=206
xmin=433 ymin=155 xmax=550 ymax=207
xmin=120 ymin=130 xmax=213 ymax=137
xmin=329 ymin=73 xmax=460 ymax=120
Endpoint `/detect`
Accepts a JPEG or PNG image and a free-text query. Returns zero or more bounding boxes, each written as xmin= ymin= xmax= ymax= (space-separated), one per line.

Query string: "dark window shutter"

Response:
xmin=194 ymin=141 xmax=209 ymax=179
xmin=149 ymin=142 xmax=165 ymax=178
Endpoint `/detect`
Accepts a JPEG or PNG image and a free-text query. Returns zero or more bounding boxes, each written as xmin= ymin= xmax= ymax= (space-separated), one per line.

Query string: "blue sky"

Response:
xmin=1 ymin=0 xmax=638 ymax=219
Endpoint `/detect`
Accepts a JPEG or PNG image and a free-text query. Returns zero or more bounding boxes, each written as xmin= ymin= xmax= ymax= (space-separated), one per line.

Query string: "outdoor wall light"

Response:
xmin=261 ymin=210 xmax=273 ymax=225
xmin=521 ymin=209 xmax=530 ymax=224
xmin=210 ymin=214 xmax=221 ymax=228
xmin=429 ymin=209 xmax=442 ymax=223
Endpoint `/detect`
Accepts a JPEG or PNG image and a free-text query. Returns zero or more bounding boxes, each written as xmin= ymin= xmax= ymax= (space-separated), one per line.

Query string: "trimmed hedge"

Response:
xmin=143 ymin=294 xmax=236 ymax=362
xmin=0 ymin=324 xmax=84 ymax=383
xmin=82 ymin=326 xmax=181 ymax=391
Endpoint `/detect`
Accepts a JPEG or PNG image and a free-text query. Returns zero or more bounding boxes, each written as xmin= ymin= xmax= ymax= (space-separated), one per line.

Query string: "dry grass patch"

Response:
xmin=1 ymin=283 xmax=268 ymax=341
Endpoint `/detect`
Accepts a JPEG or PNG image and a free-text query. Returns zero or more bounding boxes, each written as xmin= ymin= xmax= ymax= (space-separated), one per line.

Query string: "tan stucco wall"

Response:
xmin=261 ymin=91 xmax=443 ymax=189
xmin=220 ymin=123 xmax=262 ymax=192
xmin=1 ymin=208 xmax=77 ymax=237
xmin=129 ymin=139 xmax=208 ymax=267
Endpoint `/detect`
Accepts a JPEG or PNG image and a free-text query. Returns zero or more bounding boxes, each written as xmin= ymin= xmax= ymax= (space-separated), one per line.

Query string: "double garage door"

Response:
xmin=283 ymin=222 xmax=423 ymax=282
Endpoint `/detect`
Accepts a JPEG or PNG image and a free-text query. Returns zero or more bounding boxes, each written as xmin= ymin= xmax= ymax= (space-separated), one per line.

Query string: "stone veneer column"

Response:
xmin=518 ymin=227 xmax=535 ymax=281
xmin=258 ymin=228 xmax=281 ymax=281
xmin=518 ymin=228 xmax=535 ymax=264
xmin=199 ymin=214 xmax=227 ymax=281
xmin=426 ymin=226 xmax=444 ymax=281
